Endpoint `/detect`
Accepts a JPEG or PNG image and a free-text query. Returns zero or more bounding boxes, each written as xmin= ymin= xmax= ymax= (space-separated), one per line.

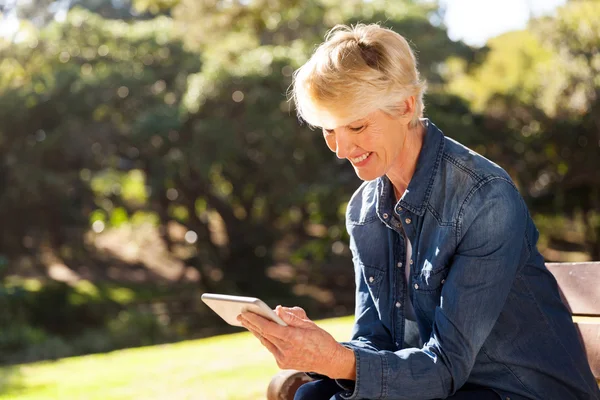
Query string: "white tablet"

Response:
xmin=201 ymin=293 xmax=288 ymax=327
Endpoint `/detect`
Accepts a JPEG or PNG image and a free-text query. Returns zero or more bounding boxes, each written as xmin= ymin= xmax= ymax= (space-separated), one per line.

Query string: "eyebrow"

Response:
xmin=323 ymin=120 xmax=366 ymax=131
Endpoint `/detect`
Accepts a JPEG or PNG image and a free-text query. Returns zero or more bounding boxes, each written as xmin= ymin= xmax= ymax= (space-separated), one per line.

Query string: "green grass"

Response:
xmin=0 ymin=316 xmax=354 ymax=400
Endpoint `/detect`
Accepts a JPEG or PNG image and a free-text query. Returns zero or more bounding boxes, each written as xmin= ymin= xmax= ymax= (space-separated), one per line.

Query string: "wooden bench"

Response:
xmin=546 ymin=262 xmax=600 ymax=381
xmin=267 ymin=261 xmax=600 ymax=399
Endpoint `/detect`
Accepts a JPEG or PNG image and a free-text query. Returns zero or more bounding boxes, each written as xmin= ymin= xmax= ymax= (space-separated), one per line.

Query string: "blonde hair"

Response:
xmin=290 ymin=24 xmax=427 ymax=129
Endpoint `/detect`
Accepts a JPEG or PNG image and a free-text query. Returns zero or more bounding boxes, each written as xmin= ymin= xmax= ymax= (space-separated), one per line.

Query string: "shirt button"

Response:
xmin=369 ymin=276 xmax=375 ymax=283
xmin=410 ymin=259 xmax=414 ymax=265
xmin=441 ymin=279 xmax=446 ymax=284
xmin=414 ymin=283 xmax=419 ymax=290
xmin=395 ymin=301 xmax=401 ymax=308
xmin=397 ymin=262 xmax=402 ymax=268
xmin=383 ymin=213 xmax=389 ymax=219
xmin=405 ymin=218 xmax=412 ymax=224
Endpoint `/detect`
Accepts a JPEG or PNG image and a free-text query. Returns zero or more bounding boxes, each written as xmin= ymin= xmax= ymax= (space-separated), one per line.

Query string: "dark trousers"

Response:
xmin=294 ymin=379 xmax=501 ymax=400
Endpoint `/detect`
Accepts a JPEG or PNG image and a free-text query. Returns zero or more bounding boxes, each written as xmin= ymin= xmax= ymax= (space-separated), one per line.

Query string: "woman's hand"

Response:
xmin=237 ymin=306 xmax=356 ymax=380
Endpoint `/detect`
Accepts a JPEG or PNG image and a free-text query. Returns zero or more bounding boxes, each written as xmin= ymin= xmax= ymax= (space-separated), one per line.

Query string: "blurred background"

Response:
xmin=0 ymin=0 xmax=599 ymax=398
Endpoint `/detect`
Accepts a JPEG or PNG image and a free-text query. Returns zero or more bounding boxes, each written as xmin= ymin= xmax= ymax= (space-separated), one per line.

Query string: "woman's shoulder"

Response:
xmin=440 ymin=135 xmax=512 ymax=183
xmin=426 ymin=130 xmax=523 ymax=224
xmin=345 ymin=180 xmax=379 ymax=226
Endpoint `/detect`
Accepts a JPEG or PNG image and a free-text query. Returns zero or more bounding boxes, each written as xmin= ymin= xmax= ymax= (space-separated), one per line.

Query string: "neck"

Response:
xmin=387 ymin=123 xmax=425 ymax=202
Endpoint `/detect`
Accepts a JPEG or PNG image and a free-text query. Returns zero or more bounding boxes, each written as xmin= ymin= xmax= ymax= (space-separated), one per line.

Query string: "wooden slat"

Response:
xmin=267 ymin=370 xmax=314 ymax=400
xmin=547 ymin=263 xmax=600 ymax=380
xmin=546 ymin=262 xmax=600 ymax=316
xmin=575 ymin=322 xmax=600 ymax=380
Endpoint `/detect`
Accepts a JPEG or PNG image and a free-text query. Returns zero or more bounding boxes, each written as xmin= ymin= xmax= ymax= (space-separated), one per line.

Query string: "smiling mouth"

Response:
xmin=350 ymin=152 xmax=372 ymax=164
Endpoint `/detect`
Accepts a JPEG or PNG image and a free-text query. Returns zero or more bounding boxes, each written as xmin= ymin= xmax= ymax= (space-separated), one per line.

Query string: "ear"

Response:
xmin=398 ymin=96 xmax=416 ymax=123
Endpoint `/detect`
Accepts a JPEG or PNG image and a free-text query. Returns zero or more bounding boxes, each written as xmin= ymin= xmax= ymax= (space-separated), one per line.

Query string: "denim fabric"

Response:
xmin=294 ymin=379 xmax=348 ymax=400
xmin=334 ymin=120 xmax=599 ymax=400
xmin=295 ymin=379 xmax=502 ymax=400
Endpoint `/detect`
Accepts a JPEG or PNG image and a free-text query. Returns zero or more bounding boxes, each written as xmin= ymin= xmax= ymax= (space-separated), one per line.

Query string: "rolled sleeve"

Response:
xmin=338 ymin=346 xmax=387 ymax=399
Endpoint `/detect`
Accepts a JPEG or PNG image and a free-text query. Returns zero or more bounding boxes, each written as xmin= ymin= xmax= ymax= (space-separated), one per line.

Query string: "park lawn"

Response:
xmin=0 ymin=316 xmax=354 ymax=400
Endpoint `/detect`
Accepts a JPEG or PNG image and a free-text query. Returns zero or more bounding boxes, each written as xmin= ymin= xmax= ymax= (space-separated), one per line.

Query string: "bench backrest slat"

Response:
xmin=575 ymin=323 xmax=600 ymax=381
xmin=546 ymin=262 xmax=600 ymax=381
xmin=546 ymin=262 xmax=600 ymax=316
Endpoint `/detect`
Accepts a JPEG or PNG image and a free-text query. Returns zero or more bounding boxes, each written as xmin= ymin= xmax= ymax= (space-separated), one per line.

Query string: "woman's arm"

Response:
xmin=345 ymin=178 xmax=529 ymax=400
xmin=342 ymin=250 xmax=397 ymax=352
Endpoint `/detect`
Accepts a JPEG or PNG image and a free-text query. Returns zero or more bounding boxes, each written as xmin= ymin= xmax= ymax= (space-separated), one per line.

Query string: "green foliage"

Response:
xmin=440 ymin=2 xmax=600 ymax=258
xmin=0 ymin=279 xmax=198 ymax=363
xmin=0 ymin=8 xmax=200 ymax=262
xmin=0 ymin=324 xmax=48 ymax=354
xmin=533 ymin=1 xmax=600 ymax=118
xmin=107 ymin=310 xmax=169 ymax=347
xmin=0 ymin=1 xmax=481 ymax=299
xmin=133 ymin=0 xmax=180 ymax=15
xmin=1 ymin=0 xmax=599 ymax=368
xmin=446 ymin=30 xmax=552 ymax=111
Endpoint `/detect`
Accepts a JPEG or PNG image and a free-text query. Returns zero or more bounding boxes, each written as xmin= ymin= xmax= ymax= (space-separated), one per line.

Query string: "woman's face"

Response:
xmin=321 ymin=109 xmax=408 ymax=181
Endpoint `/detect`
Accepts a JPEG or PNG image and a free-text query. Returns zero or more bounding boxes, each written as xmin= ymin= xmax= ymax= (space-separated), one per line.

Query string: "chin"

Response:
xmin=354 ymin=168 xmax=382 ymax=182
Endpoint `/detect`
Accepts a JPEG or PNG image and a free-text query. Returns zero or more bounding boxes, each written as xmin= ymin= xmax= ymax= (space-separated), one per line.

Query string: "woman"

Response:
xmin=238 ymin=24 xmax=600 ymax=400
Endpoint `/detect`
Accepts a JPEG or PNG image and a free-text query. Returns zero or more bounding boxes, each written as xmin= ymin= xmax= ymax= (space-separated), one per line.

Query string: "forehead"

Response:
xmin=313 ymin=110 xmax=372 ymax=130
xmin=296 ymin=89 xmax=378 ymax=129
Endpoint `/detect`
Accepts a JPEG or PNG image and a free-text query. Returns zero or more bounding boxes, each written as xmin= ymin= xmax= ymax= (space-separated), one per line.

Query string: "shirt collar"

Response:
xmin=376 ymin=119 xmax=445 ymax=218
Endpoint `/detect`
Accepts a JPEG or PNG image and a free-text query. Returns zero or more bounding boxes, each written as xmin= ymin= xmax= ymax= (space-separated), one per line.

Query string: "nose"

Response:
xmin=335 ymin=129 xmax=353 ymax=159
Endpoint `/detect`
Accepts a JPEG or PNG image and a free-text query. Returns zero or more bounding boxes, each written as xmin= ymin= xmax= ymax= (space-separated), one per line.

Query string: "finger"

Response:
xmin=246 ymin=324 xmax=282 ymax=357
xmin=242 ymin=312 xmax=289 ymax=339
xmin=241 ymin=314 xmax=288 ymax=346
xmin=240 ymin=315 xmax=291 ymax=351
xmin=250 ymin=329 xmax=267 ymax=344
xmin=260 ymin=331 xmax=288 ymax=350
xmin=242 ymin=318 xmax=279 ymax=344
xmin=276 ymin=306 xmax=308 ymax=320
xmin=239 ymin=314 xmax=266 ymax=335
xmin=241 ymin=311 xmax=272 ymax=329
xmin=290 ymin=306 xmax=308 ymax=319
xmin=257 ymin=334 xmax=281 ymax=357
xmin=274 ymin=305 xmax=287 ymax=319
xmin=278 ymin=309 xmax=313 ymax=328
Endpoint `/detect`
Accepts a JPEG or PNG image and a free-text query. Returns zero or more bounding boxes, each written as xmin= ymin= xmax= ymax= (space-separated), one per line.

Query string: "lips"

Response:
xmin=350 ymin=152 xmax=371 ymax=164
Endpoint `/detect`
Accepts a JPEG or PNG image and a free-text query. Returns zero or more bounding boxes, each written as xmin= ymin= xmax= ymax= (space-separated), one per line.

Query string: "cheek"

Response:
xmin=367 ymin=126 xmax=394 ymax=153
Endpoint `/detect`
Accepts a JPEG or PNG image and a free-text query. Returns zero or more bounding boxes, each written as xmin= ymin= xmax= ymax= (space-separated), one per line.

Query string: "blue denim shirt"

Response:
xmin=336 ymin=120 xmax=599 ymax=400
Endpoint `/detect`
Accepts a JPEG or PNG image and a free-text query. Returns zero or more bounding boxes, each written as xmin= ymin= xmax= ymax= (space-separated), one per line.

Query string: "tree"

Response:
xmin=0 ymin=1 xmax=487 ymax=294
xmin=0 ymin=9 xmax=200 ymax=269
xmin=444 ymin=0 xmax=600 ymax=258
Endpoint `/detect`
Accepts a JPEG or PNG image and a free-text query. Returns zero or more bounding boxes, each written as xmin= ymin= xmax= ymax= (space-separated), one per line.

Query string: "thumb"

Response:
xmin=276 ymin=306 xmax=311 ymax=327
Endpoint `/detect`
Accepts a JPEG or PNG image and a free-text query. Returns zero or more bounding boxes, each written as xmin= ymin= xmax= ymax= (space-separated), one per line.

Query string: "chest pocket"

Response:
xmin=359 ymin=262 xmax=386 ymax=300
xmin=412 ymin=262 xmax=449 ymax=324
xmin=413 ymin=261 xmax=448 ymax=292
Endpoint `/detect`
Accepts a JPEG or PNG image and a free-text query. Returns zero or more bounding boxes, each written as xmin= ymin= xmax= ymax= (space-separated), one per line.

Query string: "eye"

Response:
xmin=349 ymin=125 xmax=365 ymax=132
xmin=323 ymin=128 xmax=334 ymax=135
